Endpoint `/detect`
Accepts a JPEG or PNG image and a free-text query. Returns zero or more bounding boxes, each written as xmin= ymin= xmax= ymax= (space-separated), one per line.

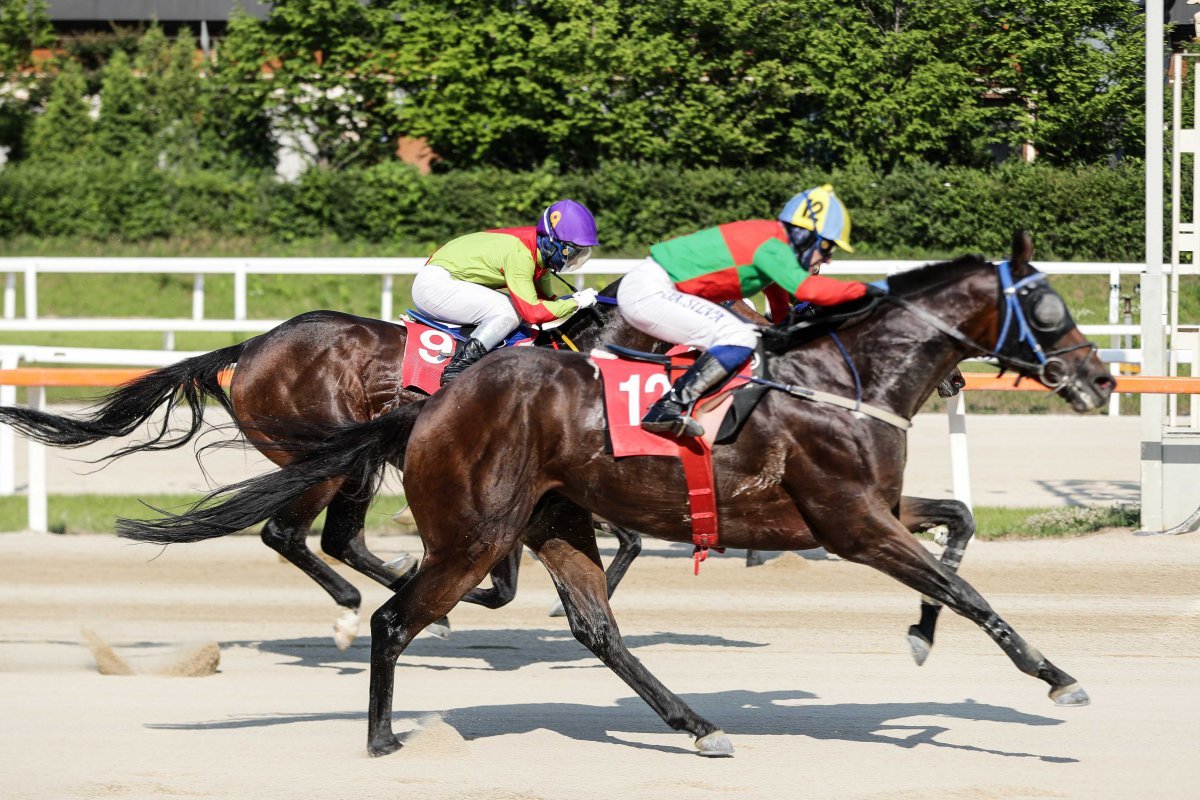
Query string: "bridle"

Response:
xmin=881 ymin=260 xmax=1095 ymax=391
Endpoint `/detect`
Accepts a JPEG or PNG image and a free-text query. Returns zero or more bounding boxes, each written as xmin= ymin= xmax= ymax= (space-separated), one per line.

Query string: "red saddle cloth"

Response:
xmin=593 ymin=348 xmax=751 ymax=573
xmin=592 ymin=348 xmax=749 ymax=457
xmin=400 ymin=320 xmax=533 ymax=394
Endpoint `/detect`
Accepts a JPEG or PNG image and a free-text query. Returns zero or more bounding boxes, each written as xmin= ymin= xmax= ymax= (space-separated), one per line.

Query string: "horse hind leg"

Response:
xmin=259 ymin=479 xmax=367 ymax=651
xmin=528 ymin=502 xmax=731 ymax=756
xmin=897 ymin=496 xmax=976 ymax=665
xmin=548 ymin=521 xmax=642 ymax=618
xmin=366 ymin=539 xmax=518 ymax=756
xmin=320 ymin=485 xmax=452 ymax=641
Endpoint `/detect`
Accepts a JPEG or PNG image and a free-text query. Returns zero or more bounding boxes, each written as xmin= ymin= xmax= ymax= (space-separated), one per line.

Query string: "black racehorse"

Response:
xmin=117 ymin=233 xmax=1111 ymax=756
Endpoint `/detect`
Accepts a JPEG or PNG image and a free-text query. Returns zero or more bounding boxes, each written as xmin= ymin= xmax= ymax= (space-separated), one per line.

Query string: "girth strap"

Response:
xmin=678 ymin=436 xmax=722 ymax=574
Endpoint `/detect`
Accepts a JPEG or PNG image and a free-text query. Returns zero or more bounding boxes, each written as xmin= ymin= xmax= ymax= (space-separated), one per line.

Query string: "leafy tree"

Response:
xmin=243 ymin=0 xmax=406 ymax=170
xmin=203 ymin=11 xmax=277 ymax=170
xmin=94 ymin=49 xmax=151 ymax=158
xmin=975 ymin=0 xmax=1145 ymax=164
xmin=0 ymin=0 xmax=52 ymax=74
xmin=25 ymin=57 xmax=92 ymax=160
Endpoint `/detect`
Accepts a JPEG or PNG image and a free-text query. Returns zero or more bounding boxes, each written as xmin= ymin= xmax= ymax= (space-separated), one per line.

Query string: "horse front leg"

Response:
xmin=527 ymin=502 xmax=731 ymax=755
xmin=826 ymin=512 xmax=1087 ymax=707
xmin=897 ymin=496 xmax=976 ymax=664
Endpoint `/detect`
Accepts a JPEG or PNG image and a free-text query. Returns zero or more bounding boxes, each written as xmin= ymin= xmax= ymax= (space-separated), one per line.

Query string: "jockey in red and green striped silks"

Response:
xmin=617 ymin=184 xmax=879 ymax=437
xmin=412 ymin=199 xmax=600 ymax=386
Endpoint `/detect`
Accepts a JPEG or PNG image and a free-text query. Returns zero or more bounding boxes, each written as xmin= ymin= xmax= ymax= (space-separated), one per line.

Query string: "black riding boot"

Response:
xmin=641 ymin=351 xmax=735 ymax=437
xmin=440 ymin=337 xmax=490 ymax=386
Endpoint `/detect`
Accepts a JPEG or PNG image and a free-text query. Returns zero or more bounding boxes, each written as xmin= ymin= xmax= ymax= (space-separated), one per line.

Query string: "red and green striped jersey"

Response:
xmin=648 ymin=220 xmax=865 ymax=319
xmin=426 ymin=227 xmax=577 ymax=324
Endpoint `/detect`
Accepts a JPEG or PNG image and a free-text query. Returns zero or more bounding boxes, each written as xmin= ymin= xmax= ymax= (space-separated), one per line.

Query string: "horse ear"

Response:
xmin=1010 ymin=230 xmax=1033 ymax=266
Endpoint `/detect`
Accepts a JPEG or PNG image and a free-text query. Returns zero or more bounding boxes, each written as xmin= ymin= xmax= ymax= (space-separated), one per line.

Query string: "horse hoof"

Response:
xmin=1049 ymin=682 xmax=1090 ymax=706
xmin=425 ymin=617 xmax=451 ymax=640
xmin=695 ymin=730 xmax=734 ymax=757
xmin=368 ymin=736 xmax=403 ymax=757
xmin=548 ymin=600 xmax=566 ymax=617
xmin=383 ymin=553 xmax=417 ymax=578
xmin=333 ymin=608 xmax=360 ymax=651
xmin=906 ymin=631 xmax=932 ymax=666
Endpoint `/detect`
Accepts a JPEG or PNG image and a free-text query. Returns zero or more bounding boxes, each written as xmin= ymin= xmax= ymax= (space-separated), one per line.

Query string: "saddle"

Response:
xmin=399 ymin=309 xmax=575 ymax=394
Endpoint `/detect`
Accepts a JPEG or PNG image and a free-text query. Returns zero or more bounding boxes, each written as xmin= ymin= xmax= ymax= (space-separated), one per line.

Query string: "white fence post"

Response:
xmin=946 ymin=392 xmax=973 ymax=513
xmin=192 ymin=272 xmax=205 ymax=320
xmin=381 ymin=274 xmax=393 ymax=320
xmin=234 ymin=265 xmax=247 ymax=321
xmin=23 ymin=264 xmax=37 ymax=320
xmin=0 ymin=350 xmax=16 ymax=495
xmin=4 ymin=272 xmax=15 ymax=319
xmin=27 ymin=385 xmax=47 ymax=532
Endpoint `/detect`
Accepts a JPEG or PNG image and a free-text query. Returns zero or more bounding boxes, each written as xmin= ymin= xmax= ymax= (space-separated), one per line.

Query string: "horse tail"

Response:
xmin=0 ymin=342 xmax=246 ymax=459
xmin=116 ymin=400 xmax=424 ymax=545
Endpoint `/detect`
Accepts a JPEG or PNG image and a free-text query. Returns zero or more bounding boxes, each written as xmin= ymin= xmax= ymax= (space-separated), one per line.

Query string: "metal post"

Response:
xmin=946 ymin=393 xmax=973 ymax=513
xmin=1108 ymin=265 xmax=1121 ymax=416
xmin=27 ymin=385 xmax=47 ymax=532
xmin=1141 ymin=9 xmax=1167 ymax=531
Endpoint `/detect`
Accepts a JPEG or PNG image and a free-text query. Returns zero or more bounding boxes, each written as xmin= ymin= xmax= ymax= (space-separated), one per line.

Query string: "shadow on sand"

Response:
xmin=148 ymin=688 xmax=1073 ymax=762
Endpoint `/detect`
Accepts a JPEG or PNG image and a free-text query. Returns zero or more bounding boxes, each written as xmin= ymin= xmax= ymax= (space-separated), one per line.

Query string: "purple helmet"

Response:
xmin=537 ymin=199 xmax=599 ymax=247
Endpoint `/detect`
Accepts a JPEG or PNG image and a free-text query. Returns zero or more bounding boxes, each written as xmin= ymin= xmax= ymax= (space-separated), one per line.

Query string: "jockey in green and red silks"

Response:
xmin=617 ymin=184 xmax=883 ymax=438
xmin=412 ymin=199 xmax=600 ymax=386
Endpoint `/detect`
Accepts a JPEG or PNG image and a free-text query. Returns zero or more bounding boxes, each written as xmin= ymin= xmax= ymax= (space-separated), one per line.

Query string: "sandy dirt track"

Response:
xmin=1 ymin=529 xmax=1197 ymax=800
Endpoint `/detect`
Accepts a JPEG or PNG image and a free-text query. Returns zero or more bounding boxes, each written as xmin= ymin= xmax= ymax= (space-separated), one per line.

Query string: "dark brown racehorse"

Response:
xmin=0 ymin=280 xmax=968 ymax=649
xmin=118 ymin=233 xmax=1111 ymax=756
xmin=0 ymin=282 xmax=656 ymax=644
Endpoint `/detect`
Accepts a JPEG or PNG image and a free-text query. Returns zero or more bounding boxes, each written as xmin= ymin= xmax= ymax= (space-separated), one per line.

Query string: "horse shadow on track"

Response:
xmin=148 ymin=688 xmax=1074 ymax=762
xmin=224 ymin=628 xmax=767 ymax=676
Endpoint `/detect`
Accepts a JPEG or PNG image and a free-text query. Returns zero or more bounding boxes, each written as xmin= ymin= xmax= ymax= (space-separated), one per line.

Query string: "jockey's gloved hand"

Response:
xmin=863 ymin=280 xmax=889 ymax=298
xmin=572 ymin=288 xmax=599 ymax=309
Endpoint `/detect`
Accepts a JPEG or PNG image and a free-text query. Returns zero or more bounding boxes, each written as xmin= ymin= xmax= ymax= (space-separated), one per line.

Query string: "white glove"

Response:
xmin=572 ymin=288 xmax=599 ymax=309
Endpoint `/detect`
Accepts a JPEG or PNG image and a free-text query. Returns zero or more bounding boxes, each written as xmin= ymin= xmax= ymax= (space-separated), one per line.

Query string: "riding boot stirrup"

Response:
xmin=439 ymin=338 xmax=490 ymax=387
xmin=640 ymin=352 xmax=735 ymax=438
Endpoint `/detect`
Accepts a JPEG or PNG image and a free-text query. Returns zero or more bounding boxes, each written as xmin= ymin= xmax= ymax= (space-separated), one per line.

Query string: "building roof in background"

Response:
xmin=46 ymin=1 xmax=270 ymax=21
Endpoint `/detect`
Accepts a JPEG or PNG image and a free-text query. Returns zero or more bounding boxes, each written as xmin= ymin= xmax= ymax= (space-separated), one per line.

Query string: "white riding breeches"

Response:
xmin=411 ymin=264 xmax=519 ymax=349
xmin=616 ymin=257 xmax=758 ymax=351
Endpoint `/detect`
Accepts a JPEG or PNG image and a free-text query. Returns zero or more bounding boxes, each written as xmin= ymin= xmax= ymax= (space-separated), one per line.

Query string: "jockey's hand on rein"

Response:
xmin=572 ymin=288 xmax=599 ymax=309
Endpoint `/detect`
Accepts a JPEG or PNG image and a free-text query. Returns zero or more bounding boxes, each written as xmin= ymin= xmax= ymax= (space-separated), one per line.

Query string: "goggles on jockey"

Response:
xmin=538 ymin=235 xmax=593 ymax=273
xmin=784 ymin=223 xmax=835 ymax=269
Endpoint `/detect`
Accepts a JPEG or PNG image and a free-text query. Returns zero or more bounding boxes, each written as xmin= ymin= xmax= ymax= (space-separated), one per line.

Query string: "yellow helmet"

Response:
xmin=778 ymin=184 xmax=853 ymax=253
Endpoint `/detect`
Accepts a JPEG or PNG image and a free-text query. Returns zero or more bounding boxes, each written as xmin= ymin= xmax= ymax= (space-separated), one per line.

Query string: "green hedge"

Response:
xmin=0 ymin=159 xmax=1149 ymax=260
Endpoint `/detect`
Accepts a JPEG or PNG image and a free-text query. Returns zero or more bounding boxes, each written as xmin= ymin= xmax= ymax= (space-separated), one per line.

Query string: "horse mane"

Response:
xmin=883 ymin=253 xmax=991 ymax=297
xmin=762 ymin=253 xmax=993 ymax=353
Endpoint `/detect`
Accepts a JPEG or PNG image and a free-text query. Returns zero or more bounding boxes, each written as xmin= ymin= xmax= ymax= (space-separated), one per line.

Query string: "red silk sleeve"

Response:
xmin=793 ymin=275 xmax=867 ymax=306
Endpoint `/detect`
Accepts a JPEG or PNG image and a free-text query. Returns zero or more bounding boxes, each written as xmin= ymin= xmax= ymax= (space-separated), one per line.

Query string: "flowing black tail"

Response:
xmin=0 ymin=343 xmax=246 ymax=460
xmin=116 ymin=401 xmax=424 ymax=544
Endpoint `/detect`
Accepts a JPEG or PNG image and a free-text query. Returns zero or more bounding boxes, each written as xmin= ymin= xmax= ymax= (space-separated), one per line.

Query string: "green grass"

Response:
xmin=971 ymin=504 xmax=1140 ymax=540
xmin=0 ymin=493 xmax=413 ymax=536
xmin=0 ymin=494 xmax=1140 ymax=539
